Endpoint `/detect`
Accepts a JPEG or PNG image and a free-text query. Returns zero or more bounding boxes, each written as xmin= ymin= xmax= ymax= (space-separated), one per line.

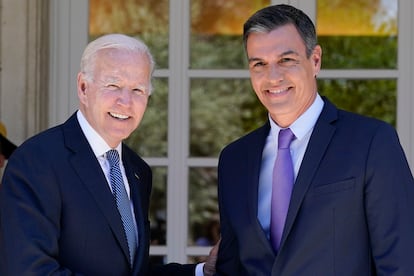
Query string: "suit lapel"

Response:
xmin=63 ymin=114 xmax=131 ymax=264
xmin=279 ymin=99 xmax=338 ymax=250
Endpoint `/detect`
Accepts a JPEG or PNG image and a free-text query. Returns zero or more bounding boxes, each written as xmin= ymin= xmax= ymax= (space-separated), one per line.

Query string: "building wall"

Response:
xmin=0 ymin=0 xmax=49 ymax=146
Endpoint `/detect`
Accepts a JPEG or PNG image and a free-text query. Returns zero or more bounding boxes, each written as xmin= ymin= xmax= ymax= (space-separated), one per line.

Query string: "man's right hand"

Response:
xmin=203 ymin=239 xmax=220 ymax=276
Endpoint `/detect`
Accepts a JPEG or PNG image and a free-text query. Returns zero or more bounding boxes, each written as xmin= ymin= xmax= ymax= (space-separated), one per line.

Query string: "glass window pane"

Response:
xmin=149 ymin=166 xmax=167 ymax=246
xmin=126 ymin=78 xmax=168 ymax=157
xmin=188 ymin=167 xmax=220 ymax=247
xmin=190 ymin=79 xmax=267 ymax=157
xmin=317 ymin=0 xmax=397 ymax=69
xmin=318 ymin=79 xmax=396 ymax=126
xmin=89 ymin=0 xmax=169 ymax=68
xmin=190 ymin=0 xmax=270 ymax=69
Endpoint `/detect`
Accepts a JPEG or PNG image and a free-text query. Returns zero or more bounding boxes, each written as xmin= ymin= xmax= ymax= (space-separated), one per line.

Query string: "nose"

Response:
xmin=267 ymin=64 xmax=283 ymax=82
xmin=117 ymin=88 xmax=132 ymax=105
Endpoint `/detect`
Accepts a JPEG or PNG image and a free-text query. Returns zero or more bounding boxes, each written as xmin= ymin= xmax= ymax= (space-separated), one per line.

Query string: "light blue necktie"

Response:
xmin=270 ymin=128 xmax=295 ymax=252
xmin=107 ymin=149 xmax=137 ymax=266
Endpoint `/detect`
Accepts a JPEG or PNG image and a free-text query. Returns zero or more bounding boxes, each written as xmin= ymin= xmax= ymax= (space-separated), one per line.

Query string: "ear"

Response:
xmin=311 ymin=45 xmax=322 ymax=77
xmin=77 ymin=72 xmax=88 ymax=104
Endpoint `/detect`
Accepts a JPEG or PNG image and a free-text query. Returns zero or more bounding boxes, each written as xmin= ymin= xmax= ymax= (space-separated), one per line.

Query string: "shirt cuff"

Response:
xmin=195 ymin=262 xmax=205 ymax=276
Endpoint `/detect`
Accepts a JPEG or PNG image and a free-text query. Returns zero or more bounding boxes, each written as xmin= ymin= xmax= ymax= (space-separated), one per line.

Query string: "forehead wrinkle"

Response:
xmin=103 ymin=76 xmax=120 ymax=83
xmin=281 ymin=50 xmax=300 ymax=56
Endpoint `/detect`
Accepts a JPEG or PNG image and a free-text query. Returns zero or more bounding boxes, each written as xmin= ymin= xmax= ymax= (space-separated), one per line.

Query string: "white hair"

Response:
xmin=80 ymin=33 xmax=155 ymax=93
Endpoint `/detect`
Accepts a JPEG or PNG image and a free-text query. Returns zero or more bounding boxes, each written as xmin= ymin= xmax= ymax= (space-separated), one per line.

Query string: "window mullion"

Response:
xmin=166 ymin=0 xmax=191 ymax=264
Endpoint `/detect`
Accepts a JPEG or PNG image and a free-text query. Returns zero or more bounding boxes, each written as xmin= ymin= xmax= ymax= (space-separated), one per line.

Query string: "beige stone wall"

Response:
xmin=0 ymin=0 xmax=49 ymax=146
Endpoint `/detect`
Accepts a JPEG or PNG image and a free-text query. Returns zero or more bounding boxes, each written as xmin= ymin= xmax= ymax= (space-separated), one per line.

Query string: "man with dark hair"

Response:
xmin=216 ymin=4 xmax=414 ymax=275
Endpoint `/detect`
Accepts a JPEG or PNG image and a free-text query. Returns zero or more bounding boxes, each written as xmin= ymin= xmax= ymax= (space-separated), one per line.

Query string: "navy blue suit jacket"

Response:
xmin=216 ymin=97 xmax=414 ymax=275
xmin=0 ymin=114 xmax=195 ymax=276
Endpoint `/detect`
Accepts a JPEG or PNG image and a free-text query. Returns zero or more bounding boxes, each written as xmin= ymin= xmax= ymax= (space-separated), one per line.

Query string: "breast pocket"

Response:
xmin=311 ymin=178 xmax=355 ymax=197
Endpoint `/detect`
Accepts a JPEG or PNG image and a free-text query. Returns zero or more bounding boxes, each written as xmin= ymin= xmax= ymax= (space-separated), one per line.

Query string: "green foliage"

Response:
xmin=188 ymin=168 xmax=218 ymax=226
xmin=318 ymin=79 xmax=396 ymax=126
xmin=319 ymin=36 xmax=397 ymax=69
xmin=191 ymin=35 xmax=247 ymax=69
xmin=318 ymin=36 xmax=397 ymax=126
xmin=190 ymin=78 xmax=264 ymax=157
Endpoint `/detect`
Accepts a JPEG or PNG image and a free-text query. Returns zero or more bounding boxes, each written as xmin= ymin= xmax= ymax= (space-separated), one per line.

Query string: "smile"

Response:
xmin=267 ymin=87 xmax=289 ymax=94
xmin=109 ymin=112 xmax=129 ymax=120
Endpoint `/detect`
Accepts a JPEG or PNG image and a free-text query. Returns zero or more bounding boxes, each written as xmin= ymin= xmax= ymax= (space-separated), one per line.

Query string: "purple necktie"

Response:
xmin=270 ymin=128 xmax=295 ymax=252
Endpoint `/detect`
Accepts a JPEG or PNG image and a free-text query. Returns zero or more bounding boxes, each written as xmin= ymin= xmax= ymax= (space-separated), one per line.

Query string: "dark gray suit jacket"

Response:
xmin=216 ymin=97 xmax=414 ymax=275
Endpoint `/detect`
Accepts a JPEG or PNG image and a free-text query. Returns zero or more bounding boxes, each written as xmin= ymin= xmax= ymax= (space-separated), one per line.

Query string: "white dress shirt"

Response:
xmin=76 ymin=110 xmax=138 ymax=241
xmin=257 ymin=94 xmax=324 ymax=238
xmin=77 ymin=111 xmax=205 ymax=275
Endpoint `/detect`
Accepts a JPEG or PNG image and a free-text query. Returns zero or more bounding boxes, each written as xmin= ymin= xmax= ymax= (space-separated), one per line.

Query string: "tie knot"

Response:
xmin=278 ymin=128 xmax=295 ymax=149
xmin=106 ymin=149 xmax=120 ymax=166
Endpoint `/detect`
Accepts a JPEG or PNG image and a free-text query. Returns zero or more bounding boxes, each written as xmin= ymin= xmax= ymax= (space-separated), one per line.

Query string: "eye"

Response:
xmin=106 ymin=84 xmax=120 ymax=90
xmin=253 ymin=61 xmax=266 ymax=68
xmin=132 ymin=87 xmax=148 ymax=96
xmin=249 ymin=61 xmax=267 ymax=72
xmin=279 ymin=56 xmax=298 ymax=66
xmin=251 ymin=61 xmax=267 ymax=68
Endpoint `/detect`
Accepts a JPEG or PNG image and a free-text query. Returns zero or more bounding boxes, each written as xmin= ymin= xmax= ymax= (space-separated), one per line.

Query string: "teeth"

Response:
xmin=110 ymin=112 xmax=129 ymax=119
xmin=268 ymin=88 xmax=288 ymax=94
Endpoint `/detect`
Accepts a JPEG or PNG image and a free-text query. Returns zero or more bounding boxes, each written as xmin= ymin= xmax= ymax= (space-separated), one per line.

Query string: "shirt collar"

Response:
xmin=76 ymin=110 xmax=122 ymax=158
xmin=269 ymin=93 xmax=324 ymax=140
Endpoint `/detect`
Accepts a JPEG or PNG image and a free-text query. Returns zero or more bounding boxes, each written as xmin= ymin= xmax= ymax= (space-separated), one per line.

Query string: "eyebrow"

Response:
xmin=134 ymin=84 xmax=149 ymax=91
xmin=100 ymin=78 xmax=148 ymax=91
xmin=248 ymin=57 xmax=263 ymax=64
xmin=248 ymin=50 xmax=300 ymax=64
